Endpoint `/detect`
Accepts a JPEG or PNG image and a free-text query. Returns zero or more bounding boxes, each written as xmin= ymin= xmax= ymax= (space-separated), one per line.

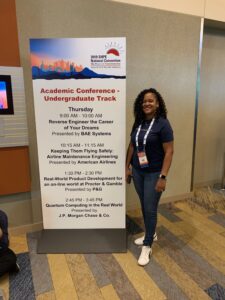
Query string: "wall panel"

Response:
xmin=0 ymin=192 xmax=32 ymax=227
xmin=0 ymin=146 xmax=30 ymax=195
xmin=194 ymin=27 xmax=225 ymax=186
xmin=0 ymin=0 xmax=20 ymax=66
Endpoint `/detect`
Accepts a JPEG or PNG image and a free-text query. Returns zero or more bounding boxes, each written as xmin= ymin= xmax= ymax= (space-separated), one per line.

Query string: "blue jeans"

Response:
xmin=132 ymin=167 xmax=162 ymax=246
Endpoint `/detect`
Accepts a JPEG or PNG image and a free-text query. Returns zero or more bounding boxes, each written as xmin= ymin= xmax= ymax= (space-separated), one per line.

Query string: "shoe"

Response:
xmin=134 ymin=233 xmax=158 ymax=246
xmin=12 ymin=262 xmax=20 ymax=273
xmin=138 ymin=246 xmax=152 ymax=266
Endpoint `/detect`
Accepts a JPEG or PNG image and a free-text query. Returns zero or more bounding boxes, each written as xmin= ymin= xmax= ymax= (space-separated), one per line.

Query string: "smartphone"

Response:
xmin=127 ymin=175 xmax=132 ymax=184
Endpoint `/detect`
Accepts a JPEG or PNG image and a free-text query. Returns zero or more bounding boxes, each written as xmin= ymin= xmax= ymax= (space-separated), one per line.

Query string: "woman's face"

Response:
xmin=142 ymin=92 xmax=159 ymax=117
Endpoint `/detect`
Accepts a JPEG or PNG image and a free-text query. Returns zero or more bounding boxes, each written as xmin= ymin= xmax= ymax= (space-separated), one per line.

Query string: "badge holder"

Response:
xmin=137 ymin=151 xmax=149 ymax=168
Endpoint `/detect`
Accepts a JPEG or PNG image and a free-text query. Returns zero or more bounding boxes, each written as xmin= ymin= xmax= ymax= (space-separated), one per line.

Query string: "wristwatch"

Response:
xmin=159 ymin=174 xmax=166 ymax=180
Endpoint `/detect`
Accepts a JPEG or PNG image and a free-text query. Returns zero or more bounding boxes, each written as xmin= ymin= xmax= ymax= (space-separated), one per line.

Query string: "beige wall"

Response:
xmin=194 ymin=27 xmax=225 ymax=186
xmin=205 ymin=0 xmax=225 ymax=22
xmin=0 ymin=193 xmax=32 ymax=227
xmin=111 ymin=0 xmax=205 ymax=17
xmin=112 ymin=0 xmax=225 ymax=22
xmin=16 ymin=0 xmax=200 ymax=214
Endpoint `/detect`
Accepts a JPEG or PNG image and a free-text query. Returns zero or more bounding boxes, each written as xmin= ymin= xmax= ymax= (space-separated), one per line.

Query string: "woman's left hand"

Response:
xmin=155 ymin=178 xmax=166 ymax=193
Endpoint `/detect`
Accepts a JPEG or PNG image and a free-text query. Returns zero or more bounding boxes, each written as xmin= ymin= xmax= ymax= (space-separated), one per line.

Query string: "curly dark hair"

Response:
xmin=132 ymin=88 xmax=167 ymax=130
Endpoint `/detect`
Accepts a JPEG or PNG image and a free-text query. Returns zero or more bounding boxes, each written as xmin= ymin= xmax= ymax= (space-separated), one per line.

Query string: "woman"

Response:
xmin=126 ymin=88 xmax=174 ymax=266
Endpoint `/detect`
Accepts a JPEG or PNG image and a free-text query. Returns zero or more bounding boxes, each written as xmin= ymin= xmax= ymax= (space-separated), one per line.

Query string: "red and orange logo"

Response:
xmin=106 ymin=48 xmax=120 ymax=56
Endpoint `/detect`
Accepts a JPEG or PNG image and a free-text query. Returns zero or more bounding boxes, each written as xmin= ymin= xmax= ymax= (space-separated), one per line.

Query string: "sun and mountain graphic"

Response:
xmin=30 ymin=40 xmax=125 ymax=80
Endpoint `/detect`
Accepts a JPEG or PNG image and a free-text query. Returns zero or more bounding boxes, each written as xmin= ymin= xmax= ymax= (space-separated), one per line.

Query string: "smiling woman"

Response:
xmin=126 ymin=88 xmax=174 ymax=266
xmin=142 ymin=93 xmax=159 ymax=118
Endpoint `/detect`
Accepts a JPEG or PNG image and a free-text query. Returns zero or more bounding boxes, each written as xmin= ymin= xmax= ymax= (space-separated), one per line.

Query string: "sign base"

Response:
xmin=37 ymin=229 xmax=127 ymax=253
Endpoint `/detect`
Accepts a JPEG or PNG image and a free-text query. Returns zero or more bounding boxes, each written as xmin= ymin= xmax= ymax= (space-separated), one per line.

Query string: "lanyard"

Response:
xmin=135 ymin=118 xmax=155 ymax=149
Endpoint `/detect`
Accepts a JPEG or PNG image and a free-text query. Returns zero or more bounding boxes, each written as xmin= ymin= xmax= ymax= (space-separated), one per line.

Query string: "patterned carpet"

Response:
xmin=1 ymin=200 xmax=225 ymax=300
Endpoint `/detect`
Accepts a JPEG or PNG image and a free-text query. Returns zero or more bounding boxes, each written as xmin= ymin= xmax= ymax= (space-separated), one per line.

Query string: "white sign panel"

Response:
xmin=30 ymin=38 xmax=126 ymax=229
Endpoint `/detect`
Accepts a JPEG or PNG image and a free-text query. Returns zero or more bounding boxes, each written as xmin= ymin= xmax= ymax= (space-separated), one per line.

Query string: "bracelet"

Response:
xmin=159 ymin=174 xmax=166 ymax=180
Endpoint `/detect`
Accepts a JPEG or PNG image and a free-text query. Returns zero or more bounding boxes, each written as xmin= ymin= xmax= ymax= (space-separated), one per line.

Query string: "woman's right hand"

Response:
xmin=126 ymin=167 xmax=132 ymax=184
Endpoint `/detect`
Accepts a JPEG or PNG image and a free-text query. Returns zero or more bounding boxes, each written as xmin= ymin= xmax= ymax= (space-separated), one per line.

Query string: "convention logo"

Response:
xmin=91 ymin=42 xmax=124 ymax=69
xmin=105 ymin=41 xmax=124 ymax=56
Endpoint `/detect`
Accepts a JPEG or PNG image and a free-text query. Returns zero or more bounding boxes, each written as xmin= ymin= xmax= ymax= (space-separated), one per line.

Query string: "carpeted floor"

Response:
xmin=1 ymin=199 xmax=225 ymax=300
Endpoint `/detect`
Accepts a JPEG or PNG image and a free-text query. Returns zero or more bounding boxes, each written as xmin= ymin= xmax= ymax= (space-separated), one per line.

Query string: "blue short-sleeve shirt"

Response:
xmin=130 ymin=117 xmax=174 ymax=172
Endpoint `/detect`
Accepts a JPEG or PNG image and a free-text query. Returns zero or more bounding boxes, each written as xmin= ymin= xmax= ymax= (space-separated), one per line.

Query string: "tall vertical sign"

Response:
xmin=30 ymin=38 xmax=126 ymax=230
